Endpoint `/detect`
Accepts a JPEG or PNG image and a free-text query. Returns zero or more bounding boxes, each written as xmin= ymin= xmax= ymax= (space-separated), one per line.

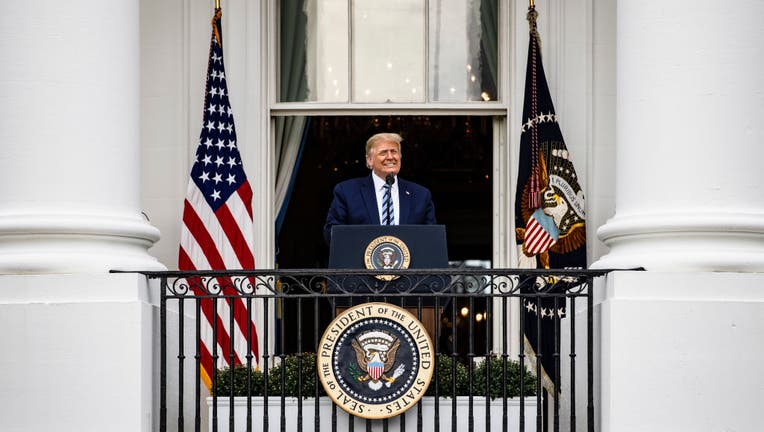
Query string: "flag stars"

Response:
xmin=215 ymin=139 xmax=226 ymax=150
xmin=212 ymin=172 xmax=223 ymax=184
xmin=522 ymin=117 xmax=536 ymax=132
xmin=226 ymin=140 xmax=236 ymax=150
xmin=214 ymin=156 xmax=225 ymax=167
xmin=205 ymin=121 xmax=215 ymax=132
xmin=203 ymin=138 xmax=213 ymax=149
xmin=202 ymin=155 xmax=212 ymax=166
xmin=226 ymin=173 xmax=236 ymax=185
xmin=524 ymin=300 xmax=564 ymax=319
xmin=226 ymin=157 xmax=238 ymax=169
xmin=198 ymin=171 xmax=210 ymax=183
xmin=521 ymin=112 xmax=558 ymax=132
xmin=211 ymin=190 xmax=221 ymax=201
xmin=216 ymin=122 xmax=226 ymax=133
xmin=212 ymin=53 xmax=221 ymax=63
xmin=207 ymin=104 xmax=217 ymax=115
xmin=541 ymin=112 xmax=555 ymax=122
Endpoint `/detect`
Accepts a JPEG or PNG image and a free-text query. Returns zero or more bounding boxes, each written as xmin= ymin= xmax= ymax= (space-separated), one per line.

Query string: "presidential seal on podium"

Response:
xmin=364 ymin=235 xmax=411 ymax=281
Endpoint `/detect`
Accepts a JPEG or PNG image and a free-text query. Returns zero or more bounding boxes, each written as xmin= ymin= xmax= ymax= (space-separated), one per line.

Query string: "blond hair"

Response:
xmin=365 ymin=132 xmax=403 ymax=156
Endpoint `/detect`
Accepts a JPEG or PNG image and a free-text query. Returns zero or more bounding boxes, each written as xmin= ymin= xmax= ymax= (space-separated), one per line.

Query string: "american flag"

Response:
xmin=179 ymin=7 xmax=259 ymax=389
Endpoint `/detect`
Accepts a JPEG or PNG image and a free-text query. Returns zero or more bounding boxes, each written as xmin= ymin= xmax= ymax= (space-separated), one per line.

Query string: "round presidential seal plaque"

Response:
xmin=318 ymin=302 xmax=434 ymax=419
xmin=364 ymin=236 xmax=411 ymax=281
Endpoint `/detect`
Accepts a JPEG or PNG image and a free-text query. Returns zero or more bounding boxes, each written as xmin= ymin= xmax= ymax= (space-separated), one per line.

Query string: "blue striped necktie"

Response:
xmin=382 ymin=184 xmax=393 ymax=225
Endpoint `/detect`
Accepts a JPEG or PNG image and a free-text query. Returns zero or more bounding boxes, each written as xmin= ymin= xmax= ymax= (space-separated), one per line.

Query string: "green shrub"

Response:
xmin=215 ymin=353 xmax=535 ymax=399
xmin=214 ymin=353 xmax=323 ymax=397
xmin=266 ymin=352 xmax=324 ymax=397
xmin=213 ymin=363 xmax=265 ymax=396
xmin=424 ymin=354 xmax=469 ymax=397
xmin=472 ymin=354 xmax=537 ymax=398
xmin=424 ymin=354 xmax=537 ymax=398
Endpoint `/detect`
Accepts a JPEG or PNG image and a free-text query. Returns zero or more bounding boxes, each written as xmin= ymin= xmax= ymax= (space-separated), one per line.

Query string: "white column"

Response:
xmin=594 ymin=0 xmax=764 ymax=271
xmin=0 ymin=2 xmax=161 ymax=431
xmin=589 ymin=2 xmax=764 ymax=431
xmin=0 ymin=0 xmax=162 ymax=273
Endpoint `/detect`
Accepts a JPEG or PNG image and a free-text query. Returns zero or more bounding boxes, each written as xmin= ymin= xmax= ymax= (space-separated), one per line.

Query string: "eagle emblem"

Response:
xmin=351 ymin=330 xmax=406 ymax=391
xmin=516 ymin=143 xmax=586 ymax=268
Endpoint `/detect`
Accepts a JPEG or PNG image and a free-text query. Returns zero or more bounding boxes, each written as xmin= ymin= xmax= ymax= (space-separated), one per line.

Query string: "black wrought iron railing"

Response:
xmin=138 ymin=268 xmax=611 ymax=432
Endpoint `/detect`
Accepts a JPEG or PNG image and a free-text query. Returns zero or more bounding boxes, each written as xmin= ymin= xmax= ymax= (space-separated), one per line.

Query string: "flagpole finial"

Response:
xmin=529 ymin=0 xmax=535 ymax=8
xmin=215 ymin=0 xmax=220 ymax=9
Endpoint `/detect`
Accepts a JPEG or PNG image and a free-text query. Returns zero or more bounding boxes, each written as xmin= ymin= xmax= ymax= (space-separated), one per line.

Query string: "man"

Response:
xmin=323 ymin=132 xmax=436 ymax=244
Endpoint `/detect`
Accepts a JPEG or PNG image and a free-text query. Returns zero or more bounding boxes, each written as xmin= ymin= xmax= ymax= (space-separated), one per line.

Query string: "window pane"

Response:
xmin=280 ymin=0 xmax=307 ymax=102
xmin=352 ymin=0 xmax=425 ymax=103
xmin=281 ymin=0 xmax=349 ymax=102
xmin=308 ymin=0 xmax=350 ymax=101
xmin=429 ymin=0 xmax=498 ymax=102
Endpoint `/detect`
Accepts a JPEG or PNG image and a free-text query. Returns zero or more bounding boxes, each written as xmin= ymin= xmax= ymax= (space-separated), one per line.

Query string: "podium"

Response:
xmin=328 ymin=224 xmax=449 ymax=337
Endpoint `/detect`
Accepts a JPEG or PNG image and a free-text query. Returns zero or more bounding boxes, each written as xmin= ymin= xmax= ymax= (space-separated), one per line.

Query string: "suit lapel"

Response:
xmin=361 ymin=175 xmax=380 ymax=224
xmin=398 ymin=178 xmax=411 ymax=224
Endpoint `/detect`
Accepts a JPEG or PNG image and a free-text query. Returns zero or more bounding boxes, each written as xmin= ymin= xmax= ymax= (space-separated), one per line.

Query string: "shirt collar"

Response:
xmin=372 ymin=173 xmax=397 ymax=190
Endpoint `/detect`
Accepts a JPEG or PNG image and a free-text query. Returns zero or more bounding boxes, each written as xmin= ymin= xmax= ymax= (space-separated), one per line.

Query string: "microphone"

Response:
xmin=385 ymin=173 xmax=395 ymax=186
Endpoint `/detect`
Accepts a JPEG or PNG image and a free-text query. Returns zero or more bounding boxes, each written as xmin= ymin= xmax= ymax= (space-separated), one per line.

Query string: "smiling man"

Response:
xmin=323 ymin=132 xmax=436 ymax=244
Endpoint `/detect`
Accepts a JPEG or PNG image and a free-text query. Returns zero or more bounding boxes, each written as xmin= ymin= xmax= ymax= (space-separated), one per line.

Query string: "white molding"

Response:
xmin=595 ymin=210 xmax=764 ymax=271
xmin=270 ymin=103 xmax=508 ymax=116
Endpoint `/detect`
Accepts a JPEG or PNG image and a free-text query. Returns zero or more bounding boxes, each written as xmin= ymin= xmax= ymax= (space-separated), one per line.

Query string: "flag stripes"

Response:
xmin=524 ymin=216 xmax=556 ymax=255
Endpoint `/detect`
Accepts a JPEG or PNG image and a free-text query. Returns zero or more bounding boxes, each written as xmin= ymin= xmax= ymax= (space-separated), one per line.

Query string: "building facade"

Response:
xmin=1 ymin=0 xmax=763 ymax=431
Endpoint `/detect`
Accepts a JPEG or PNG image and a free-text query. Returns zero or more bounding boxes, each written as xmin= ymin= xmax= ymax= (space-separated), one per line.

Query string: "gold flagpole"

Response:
xmin=215 ymin=0 xmax=220 ymax=9
xmin=529 ymin=0 xmax=535 ymax=8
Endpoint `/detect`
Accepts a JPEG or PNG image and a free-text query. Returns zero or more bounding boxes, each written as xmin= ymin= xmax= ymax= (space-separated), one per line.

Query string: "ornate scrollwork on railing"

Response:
xmin=153 ymin=268 xmax=604 ymax=300
xmin=166 ymin=277 xmax=191 ymax=296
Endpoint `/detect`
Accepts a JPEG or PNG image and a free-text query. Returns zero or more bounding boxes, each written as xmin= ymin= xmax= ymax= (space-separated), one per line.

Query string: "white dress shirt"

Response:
xmin=372 ymin=173 xmax=399 ymax=225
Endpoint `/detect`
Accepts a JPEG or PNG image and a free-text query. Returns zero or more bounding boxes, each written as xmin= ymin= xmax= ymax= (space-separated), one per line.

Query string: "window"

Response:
xmin=273 ymin=0 xmax=508 ymax=356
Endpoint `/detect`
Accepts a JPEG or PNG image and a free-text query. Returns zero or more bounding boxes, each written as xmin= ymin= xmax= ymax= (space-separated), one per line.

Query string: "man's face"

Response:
xmin=366 ymin=140 xmax=401 ymax=178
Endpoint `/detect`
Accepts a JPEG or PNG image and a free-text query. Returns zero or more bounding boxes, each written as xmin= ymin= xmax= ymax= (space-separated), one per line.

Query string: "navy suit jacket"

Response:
xmin=323 ymin=175 xmax=436 ymax=244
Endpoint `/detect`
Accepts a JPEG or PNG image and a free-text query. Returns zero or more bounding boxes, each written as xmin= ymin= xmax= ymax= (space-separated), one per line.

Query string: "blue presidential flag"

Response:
xmin=514 ymin=5 xmax=587 ymax=395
